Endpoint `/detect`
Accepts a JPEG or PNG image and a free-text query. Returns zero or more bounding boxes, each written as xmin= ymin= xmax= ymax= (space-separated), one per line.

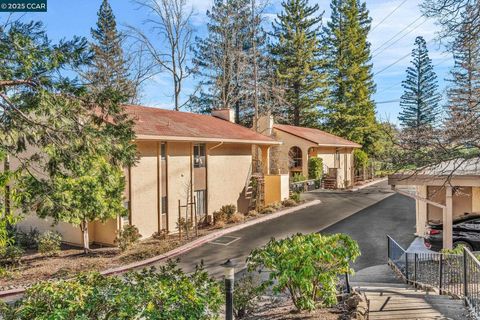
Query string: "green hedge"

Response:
xmin=1 ymin=261 xmax=222 ymax=320
xmin=308 ymin=157 xmax=323 ymax=180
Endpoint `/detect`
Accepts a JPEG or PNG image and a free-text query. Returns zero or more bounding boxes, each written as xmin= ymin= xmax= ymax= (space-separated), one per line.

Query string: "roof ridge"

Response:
xmin=273 ymin=123 xmax=360 ymax=146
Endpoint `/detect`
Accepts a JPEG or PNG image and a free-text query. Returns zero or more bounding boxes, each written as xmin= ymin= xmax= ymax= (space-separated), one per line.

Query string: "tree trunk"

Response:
xmin=80 ymin=220 xmax=90 ymax=254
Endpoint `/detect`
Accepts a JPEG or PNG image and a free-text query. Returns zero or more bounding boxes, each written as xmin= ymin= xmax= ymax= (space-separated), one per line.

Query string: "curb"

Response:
xmin=101 ymin=199 xmax=321 ymax=275
xmin=0 ymin=199 xmax=320 ymax=299
xmin=349 ymin=178 xmax=387 ymax=192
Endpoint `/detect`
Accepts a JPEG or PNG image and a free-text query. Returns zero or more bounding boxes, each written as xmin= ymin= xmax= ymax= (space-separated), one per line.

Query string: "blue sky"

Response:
xmin=4 ymin=0 xmax=453 ymax=124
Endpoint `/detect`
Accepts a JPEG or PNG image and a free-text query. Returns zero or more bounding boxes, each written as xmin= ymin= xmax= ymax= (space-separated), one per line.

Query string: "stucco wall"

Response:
xmin=93 ymin=219 xmax=118 ymax=245
xmin=207 ymin=143 xmax=252 ymax=214
xmin=264 ymin=174 xmax=289 ymax=205
xmin=270 ymin=129 xmax=355 ymax=188
xmin=427 ymin=186 xmax=473 ymax=222
xmin=166 ymin=142 xmax=192 ymax=232
xmin=473 ymin=187 xmax=480 ymax=212
xmin=131 ymin=141 xmax=159 ymax=238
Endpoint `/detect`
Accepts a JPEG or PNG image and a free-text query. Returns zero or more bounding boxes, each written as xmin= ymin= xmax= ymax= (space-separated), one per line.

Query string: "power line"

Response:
xmin=370 ymin=0 xmax=409 ymax=33
xmin=374 ymin=51 xmax=411 ymax=76
xmin=372 ymin=18 xmax=429 ymax=58
xmin=374 ymin=54 xmax=453 ymax=94
xmin=371 ymin=15 xmax=425 ymax=54
xmin=375 ymin=99 xmax=401 ymax=104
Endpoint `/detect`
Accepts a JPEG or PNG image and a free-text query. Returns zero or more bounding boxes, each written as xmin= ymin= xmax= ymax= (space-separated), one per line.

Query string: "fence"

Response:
xmin=387 ymin=235 xmax=480 ymax=317
xmin=289 ymin=179 xmax=321 ymax=193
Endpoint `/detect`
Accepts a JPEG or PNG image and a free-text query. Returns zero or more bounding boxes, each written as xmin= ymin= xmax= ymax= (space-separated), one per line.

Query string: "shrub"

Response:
xmin=247 ymin=233 xmax=360 ymax=311
xmin=259 ymin=206 xmax=276 ymax=215
xmin=247 ymin=210 xmax=258 ymax=217
xmin=152 ymin=229 xmax=167 ymax=240
xmin=234 ymin=274 xmax=268 ymax=319
xmin=176 ymin=218 xmax=193 ymax=234
xmin=229 ymin=213 xmax=244 ymax=223
xmin=0 ymin=246 xmax=24 ymax=266
xmin=37 ymin=231 xmax=62 ymax=257
xmin=214 ymin=220 xmax=226 ymax=228
xmin=282 ymin=199 xmax=297 ymax=207
xmin=219 ymin=204 xmax=236 ymax=220
xmin=290 ymin=192 xmax=301 ymax=203
xmin=213 ymin=210 xmax=226 ymax=224
xmin=0 ymin=261 xmax=222 ymax=319
xmin=16 ymin=227 xmax=40 ymax=250
xmin=308 ymin=157 xmax=323 ymax=180
xmin=292 ymin=173 xmax=307 ymax=182
xmin=354 ymin=149 xmax=369 ymax=170
xmin=115 ymin=225 xmax=141 ymax=252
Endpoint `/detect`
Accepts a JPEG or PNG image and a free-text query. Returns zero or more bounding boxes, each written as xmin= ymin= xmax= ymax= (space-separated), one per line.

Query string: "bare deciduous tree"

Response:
xmin=131 ymin=0 xmax=194 ymax=110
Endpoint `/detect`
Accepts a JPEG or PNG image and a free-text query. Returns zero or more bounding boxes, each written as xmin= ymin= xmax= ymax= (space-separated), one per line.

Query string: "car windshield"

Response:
xmin=454 ymin=214 xmax=480 ymax=224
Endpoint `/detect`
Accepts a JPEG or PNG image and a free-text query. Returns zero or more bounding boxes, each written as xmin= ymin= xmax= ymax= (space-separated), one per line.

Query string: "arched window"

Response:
xmin=289 ymin=146 xmax=302 ymax=168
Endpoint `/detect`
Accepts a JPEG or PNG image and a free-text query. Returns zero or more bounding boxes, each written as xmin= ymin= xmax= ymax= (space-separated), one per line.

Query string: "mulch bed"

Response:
xmin=0 ymin=204 xmax=300 ymax=291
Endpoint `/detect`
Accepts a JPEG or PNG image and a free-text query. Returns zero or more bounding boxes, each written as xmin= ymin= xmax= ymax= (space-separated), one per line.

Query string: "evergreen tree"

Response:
xmin=1 ymin=20 xmax=135 ymax=253
xmin=88 ymin=0 xmax=134 ymax=101
xmin=191 ymin=0 xmax=252 ymax=124
xmin=270 ymin=0 xmax=327 ymax=127
xmin=398 ymin=36 xmax=441 ymax=144
xmin=322 ymin=0 xmax=377 ymax=153
xmin=445 ymin=5 xmax=480 ymax=146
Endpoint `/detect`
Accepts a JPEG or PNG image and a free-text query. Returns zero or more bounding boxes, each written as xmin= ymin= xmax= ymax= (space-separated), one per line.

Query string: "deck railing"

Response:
xmin=387 ymin=235 xmax=480 ymax=318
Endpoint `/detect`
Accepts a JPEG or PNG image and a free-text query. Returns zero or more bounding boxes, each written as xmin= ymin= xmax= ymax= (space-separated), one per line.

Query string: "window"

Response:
xmin=160 ymin=143 xmax=166 ymax=160
xmin=195 ymin=190 xmax=206 ymax=217
xmin=289 ymin=146 xmax=302 ymax=168
xmin=161 ymin=196 xmax=168 ymax=215
xmin=194 ymin=144 xmax=206 ymax=168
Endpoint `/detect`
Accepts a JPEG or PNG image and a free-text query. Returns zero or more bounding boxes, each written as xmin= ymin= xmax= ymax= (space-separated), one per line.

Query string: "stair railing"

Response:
xmin=387 ymin=235 xmax=480 ymax=318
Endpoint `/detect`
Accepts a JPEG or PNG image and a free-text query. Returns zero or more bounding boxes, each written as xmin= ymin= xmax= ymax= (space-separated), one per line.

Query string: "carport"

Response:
xmin=388 ymin=159 xmax=480 ymax=250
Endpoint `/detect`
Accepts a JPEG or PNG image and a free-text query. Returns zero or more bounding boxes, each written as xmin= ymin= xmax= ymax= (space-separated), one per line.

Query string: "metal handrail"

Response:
xmin=387 ymin=235 xmax=480 ymax=318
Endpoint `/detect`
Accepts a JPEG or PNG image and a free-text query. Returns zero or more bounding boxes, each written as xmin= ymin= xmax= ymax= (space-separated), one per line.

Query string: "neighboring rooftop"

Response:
xmin=388 ymin=158 xmax=480 ymax=186
xmin=273 ymin=124 xmax=361 ymax=148
xmin=124 ymin=105 xmax=280 ymax=145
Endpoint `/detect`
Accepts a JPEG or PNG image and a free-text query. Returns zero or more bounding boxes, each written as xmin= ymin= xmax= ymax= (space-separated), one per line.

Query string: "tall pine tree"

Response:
xmin=191 ymin=0 xmax=252 ymax=124
xmin=88 ymin=0 xmax=134 ymax=101
xmin=270 ymin=0 xmax=327 ymax=127
xmin=445 ymin=5 xmax=480 ymax=147
xmin=399 ymin=36 xmax=441 ymax=140
xmin=322 ymin=0 xmax=377 ymax=153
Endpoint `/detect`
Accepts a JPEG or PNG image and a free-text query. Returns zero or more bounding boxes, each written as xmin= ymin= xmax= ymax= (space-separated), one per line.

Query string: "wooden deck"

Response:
xmin=354 ymin=283 xmax=468 ymax=320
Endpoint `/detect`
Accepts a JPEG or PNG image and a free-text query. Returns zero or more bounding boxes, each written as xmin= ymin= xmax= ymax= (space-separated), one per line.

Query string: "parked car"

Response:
xmin=424 ymin=214 xmax=480 ymax=251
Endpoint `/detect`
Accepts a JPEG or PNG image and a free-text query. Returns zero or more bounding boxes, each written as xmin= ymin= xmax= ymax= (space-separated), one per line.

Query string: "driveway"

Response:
xmin=172 ymin=180 xmax=416 ymax=277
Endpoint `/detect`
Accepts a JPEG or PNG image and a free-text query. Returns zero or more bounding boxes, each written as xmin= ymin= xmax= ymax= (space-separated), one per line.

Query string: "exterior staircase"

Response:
xmin=351 ymin=265 xmax=469 ymax=320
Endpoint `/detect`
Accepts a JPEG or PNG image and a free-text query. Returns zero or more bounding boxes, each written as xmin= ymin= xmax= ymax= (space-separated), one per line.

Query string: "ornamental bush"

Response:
xmin=247 ymin=233 xmax=360 ymax=311
xmin=0 ymin=261 xmax=222 ymax=320
xmin=115 ymin=225 xmax=141 ymax=251
xmin=308 ymin=157 xmax=323 ymax=180
xmin=37 ymin=231 xmax=62 ymax=256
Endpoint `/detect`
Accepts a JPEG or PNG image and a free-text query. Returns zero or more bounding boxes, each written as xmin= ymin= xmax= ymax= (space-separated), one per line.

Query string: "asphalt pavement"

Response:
xmin=168 ymin=180 xmax=416 ymax=277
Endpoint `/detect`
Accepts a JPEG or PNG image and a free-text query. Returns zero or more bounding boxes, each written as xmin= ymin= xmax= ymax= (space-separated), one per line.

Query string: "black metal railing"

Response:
xmin=289 ymin=179 xmax=321 ymax=193
xmin=387 ymin=235 xmax=480 ymax=317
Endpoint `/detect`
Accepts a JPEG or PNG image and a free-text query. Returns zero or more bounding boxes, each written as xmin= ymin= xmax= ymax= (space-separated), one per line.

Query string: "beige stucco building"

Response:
xmin=15 ymin=106 xmax=283 ymax=247
xmin=389 ymin=159 xmax=480 ymax=249
xmin=258 ymin=116 xmax=361 ymax=189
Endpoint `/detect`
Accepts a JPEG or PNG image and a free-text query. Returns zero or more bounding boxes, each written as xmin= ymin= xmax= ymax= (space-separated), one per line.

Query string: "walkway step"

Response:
xmin=358 ymin=283 xmax=468 ymax=320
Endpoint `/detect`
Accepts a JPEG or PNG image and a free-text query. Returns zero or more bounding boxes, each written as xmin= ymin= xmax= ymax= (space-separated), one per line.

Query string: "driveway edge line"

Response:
xmin=101 ymin=199 xmax=321 ymax=275
xmin=0 ymin=199 xmax=320 ymax=299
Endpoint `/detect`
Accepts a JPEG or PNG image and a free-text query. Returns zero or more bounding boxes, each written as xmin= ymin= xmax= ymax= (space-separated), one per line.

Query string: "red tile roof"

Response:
xmin=273 ymin=124 xmax=361 ymax=148
xmin=124 ymin=105 xmax=279 ymax=145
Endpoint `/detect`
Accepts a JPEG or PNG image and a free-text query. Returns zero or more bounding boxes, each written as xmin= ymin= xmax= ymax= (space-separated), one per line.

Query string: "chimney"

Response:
xmin=212 ymin=108 xmax=235 ymax=123
xmin=258 ymin=115 xmax=274 ymax=136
